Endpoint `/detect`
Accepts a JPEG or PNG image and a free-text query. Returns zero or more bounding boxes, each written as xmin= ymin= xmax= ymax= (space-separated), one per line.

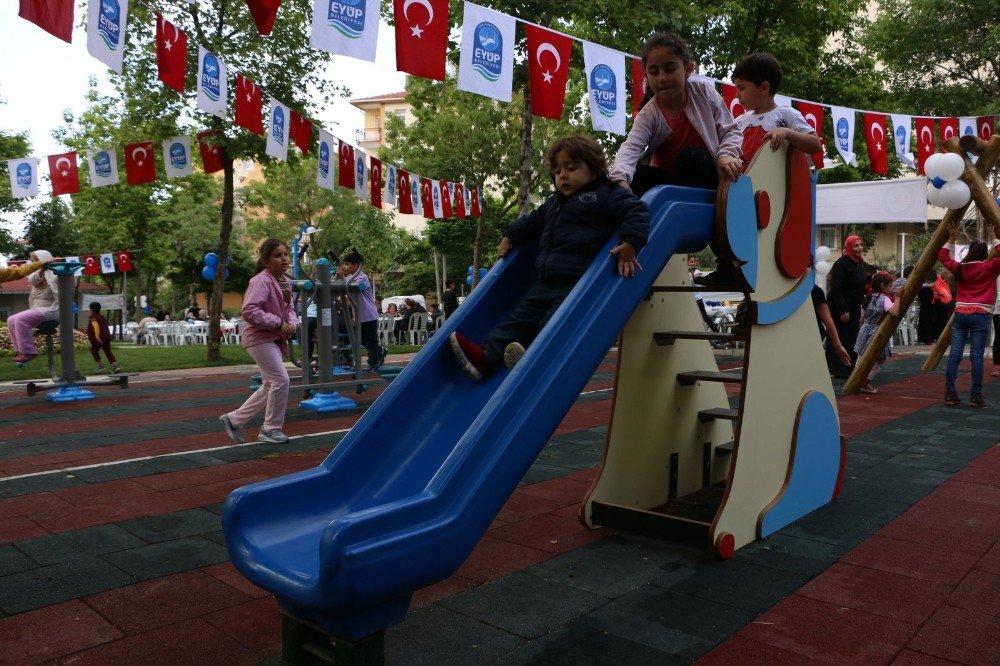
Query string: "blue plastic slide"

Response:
xmin=223 ymin=186 xmax=717 ymax=639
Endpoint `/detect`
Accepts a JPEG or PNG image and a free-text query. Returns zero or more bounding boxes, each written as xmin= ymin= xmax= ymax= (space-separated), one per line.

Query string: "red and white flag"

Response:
xmin=797 ymin=101 xmax=826 ymax=168
xmin=439 ymin=180 xmax=453 ymax=218
xmin=470 ymin=187 xmax=482 ymax=218
xmin=47 ymin=152 xmax=79 ymax=196
xmin=393 ymin=0 xmax=448 ymax=81
xmin=82 ymin=255 xmax=100 ymax=276
xmin=978 ymin=116 xmax=995 ymax=141
xmin=289 ymin=111 xmax=312 ymax=154
xmin=453 ymin=183 xmax=466 ymax=219
xmin=369 ymin=157 xmax=383 ymax=209
xmin=396 ymin=169 xmax=413 ymax=214
xmin=156 ymin=14 xmax=187 ymax=94
xmin=915 ymin=118 xmax=936 ymax=175
xmin=630 ymin=57 xmax=646 ymax=119
xmin=235 ymin=75 xmax=263 ymax=135
xmin=863 ymin=113 xmax=888 ymax=175
xmin=124 ymin=141 xmax=157 ymax=185
xmin=338 ymin=141 xmax=355 ymax=189
xmin=244 ymin=0 xmax=282 ymax=36
xmin=20 ymin=0 xmax=74 ymax=43
xmin=420 ymin=177 xmax=435 ymax=219
xmin=939 ymin=117 xmax=958 ymax=146
xmin=197 ymin=131 xmax=225 ymax=174
xmin=117 ymin=250 xmax=133 ymax=272
xmin=525 ymin=24 xmax=572 ymax=120
xmin=722 ymin=83 xmax=745 ymax=120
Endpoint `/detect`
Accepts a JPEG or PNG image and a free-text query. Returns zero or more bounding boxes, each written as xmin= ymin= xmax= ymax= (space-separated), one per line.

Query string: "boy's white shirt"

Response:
xmin=735 ymin=106 xmax=815 ymax=135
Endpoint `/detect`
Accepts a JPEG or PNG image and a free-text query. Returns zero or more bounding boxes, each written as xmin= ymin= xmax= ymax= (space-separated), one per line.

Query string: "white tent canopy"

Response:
xmin=816 ymin=177 xmax=929 ymax=225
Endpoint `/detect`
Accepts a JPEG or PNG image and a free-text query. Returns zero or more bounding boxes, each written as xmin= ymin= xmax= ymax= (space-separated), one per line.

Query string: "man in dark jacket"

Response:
xmin=442 ymin=279 xmax=459 ymax=319
xmin=450 ymin=135 xmax=649 ymax=381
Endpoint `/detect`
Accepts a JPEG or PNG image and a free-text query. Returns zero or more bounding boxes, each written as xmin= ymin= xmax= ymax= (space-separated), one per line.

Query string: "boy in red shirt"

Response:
xmin=87 ymin=302 xmax=121 ymax=374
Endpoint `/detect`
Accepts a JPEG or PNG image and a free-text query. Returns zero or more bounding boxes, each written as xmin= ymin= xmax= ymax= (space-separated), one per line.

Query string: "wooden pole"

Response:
xmin=843 ymin=135 xmax=1000 ymax=393
xmin=921 ymin=315 xmax=953 ymax=371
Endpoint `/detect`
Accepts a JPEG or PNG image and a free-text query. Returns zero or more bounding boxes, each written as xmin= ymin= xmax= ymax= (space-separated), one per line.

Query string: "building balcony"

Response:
xmin=356 ymin=127 xmax=383 ymax=144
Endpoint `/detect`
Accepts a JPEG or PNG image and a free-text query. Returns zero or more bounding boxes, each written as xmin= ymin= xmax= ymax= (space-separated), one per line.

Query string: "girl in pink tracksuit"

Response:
xmin=9 ymin=250 xmax=59 ymax=364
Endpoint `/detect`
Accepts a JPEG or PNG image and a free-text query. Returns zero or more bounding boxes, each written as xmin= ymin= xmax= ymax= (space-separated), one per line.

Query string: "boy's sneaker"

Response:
xmin=112 ymin=365 xmax=121 ymax=374
xmin=450 ymin=332 xmax=489 ymax=381
xmin=859 ymin=383 xmax=878 ymax=394
xmin=94 ymin=364 xmax=106 ymax=374
xmin=258 ymin=428 xmax=289 ymax=444
xmin=503 ymin=342 xmax=526 ymax=370
xmin=945 ymin=391 xmax=961 ymax=406
xmin=970 ymin=394 xmax=988 ymax=408
xmin=219 ymin=414 xmax=243 ymax=444
xmin=992 ymin=365 xmax=1000 ymax=378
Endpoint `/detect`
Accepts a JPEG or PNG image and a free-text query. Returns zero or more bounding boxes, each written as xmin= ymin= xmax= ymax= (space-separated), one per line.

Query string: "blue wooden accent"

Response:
xmin=725 ymin=176 xmax=758 ymax=290
xmin=759 ymin=391 xmax=841 ymax=538
xmin=756 ymin=270 xmax=815 ymax=325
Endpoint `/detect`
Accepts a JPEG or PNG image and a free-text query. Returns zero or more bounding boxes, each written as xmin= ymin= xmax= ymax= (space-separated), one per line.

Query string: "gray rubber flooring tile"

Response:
xmin=13 ymin=523 xmax=146 ymax=566
xmin=0 ymin=558 xmax=136 ymax=616
xmin=777 ymin=494 xmax=912 ymax=548
xmin=0 ymin=544 xmax=37 ymax=577
xmin=732 ymin=532 xmax=850 ymax=578
xmin=499 ymin=620 xmax=685 ymax=665
xmin=385 ymin=604 xmax=525 ymax=666
xmin=117 ymin=508 xmax=223 ymax=543
xmin=100 ymin=535 xmax=230 ymax=580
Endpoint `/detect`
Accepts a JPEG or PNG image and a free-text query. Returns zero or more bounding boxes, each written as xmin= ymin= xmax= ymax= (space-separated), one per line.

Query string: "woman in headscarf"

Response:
xmin=826 ymin=235 xmax=869 ymax=377
xmin=8 ymin=250 xmax=59 ymax=364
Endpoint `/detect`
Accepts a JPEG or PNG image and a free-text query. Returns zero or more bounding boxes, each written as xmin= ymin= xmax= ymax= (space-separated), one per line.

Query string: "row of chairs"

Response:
xmin=377 ymin=314 xmax=446 ymax=347
xmin=127 ymin=320 xmax=242 ymax=346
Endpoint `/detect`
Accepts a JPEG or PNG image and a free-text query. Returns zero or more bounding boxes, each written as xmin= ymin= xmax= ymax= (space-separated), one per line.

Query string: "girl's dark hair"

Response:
xmin=640 ymin=32 xmax=691 ymax=66
xmin=546 ymin=135 xmax=608 ymax=179
xmin=255 ymin=238 xmax=289 ymax=275
xmin=864 ymin=272 xmax=892 ymax=307
xmin=955 ymin=240 xmax=989 ymax=282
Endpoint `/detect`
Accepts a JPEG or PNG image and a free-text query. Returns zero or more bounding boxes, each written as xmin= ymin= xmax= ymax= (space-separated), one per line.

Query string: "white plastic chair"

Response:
xmin=407 ymin=314 xmax=429 ymax=345
xmin=191 ymin=322 xmax=209 ymax=345
xmin=126 ymin=322 xmax=139 ymax=344
xmin=378 ymin=314 xmax=396 ymax=347
xmin=225 ymin=319 xmax=241 ymax=345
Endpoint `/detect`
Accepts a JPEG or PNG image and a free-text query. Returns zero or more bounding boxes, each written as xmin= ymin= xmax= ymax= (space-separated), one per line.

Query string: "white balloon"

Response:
xmin=815 ymin=245 xmax=831 ymax=262
xmin=923 ymin=153 xmax=944 ymax=180
xmin=927 ymin=182 xmax=944 ymax=207
xmin=815 ymin=260 xmax=832 ymax=276
xmin=937 ymin=152 xmax=965 ymax=181
xmin=939 ymin=180 xmax=971 ymax=209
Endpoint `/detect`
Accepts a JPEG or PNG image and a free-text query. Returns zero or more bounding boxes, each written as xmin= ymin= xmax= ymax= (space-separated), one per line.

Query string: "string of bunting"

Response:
xmin=7 ymin=251 xmax=134 ymax=275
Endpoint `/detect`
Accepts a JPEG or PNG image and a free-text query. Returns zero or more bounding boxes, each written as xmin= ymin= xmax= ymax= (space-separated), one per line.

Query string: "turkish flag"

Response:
xmin=525 ymin=25 xmax=572 ymax=120
xmin=470 ymin=188 xmax=482 ymax=218
xmin=453 ymin=183 xmax=466 ymax=219
xmin=863 ymin=114 xmax=888 ymax=175
xmin=156 ymin=13 xmax=187 ymax=94
xmin=979 ymin=115 xmax=995 ymax=141
xmin=795 ymin=101 xmax=826 ymax=168
xmin=439 ymin=181 xmax=453 ymax=218
xmin=393 ymin=0 xmax=448 ymax=81
xmin=235 ymin=75 xmax=263 ymax=135
xmin=47 ymin=152 xmax=79 ymax=196
xmin=244 ymin=0 xmax=282 ymax=36
xmin=19 ymin=0 xmax=73 ymax=43
xmin=939 ymin=117 xmax=959 ymax=146
xmin=396 ymin=169 xmax=413 ymax=214
xmin=82 ymin=255 xmax=100 ymax=276
xmin=915 ymin=118 xmax=936 ymax=175
xmin=631 ymin=58 xmax=646 ymax=118
xmin=420 ymin=177 xmax=434 ymax=219
xmin=117 ymin=250 xmax=133 ymax=272
xmin=124 ymin=142 xmax=157 ymax=185
xmin=289 ymin=111 xmax=312 ymax=154
xmin=338 ymin=141 xmax=355 ymax=189
xmin=369 ymin=158 xmax=383 ymax=209
xmin=722 ymin=83 xmax=745 ymax=120
xmin=197 ymin=131 xmax=225 ymax=174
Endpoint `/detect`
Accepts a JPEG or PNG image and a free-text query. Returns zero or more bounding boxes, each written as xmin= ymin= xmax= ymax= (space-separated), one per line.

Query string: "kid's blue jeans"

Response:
xmin=946 ymin=312 xmax=991 ymax=395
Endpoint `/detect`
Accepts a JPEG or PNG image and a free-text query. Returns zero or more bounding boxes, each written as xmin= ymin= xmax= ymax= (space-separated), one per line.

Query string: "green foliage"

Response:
xmin=22 ymin=199 xmax=79 ymax=258
xmin=0 ymin=125 xmax=30 ymax=253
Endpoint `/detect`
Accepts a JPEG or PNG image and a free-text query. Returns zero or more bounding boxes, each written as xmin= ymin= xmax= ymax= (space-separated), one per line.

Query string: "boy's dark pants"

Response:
xmin=360 ymin=320 xmax=380 ymax=367
xmin=90 ymin=340 xmax=116 ymax=364
xmin=483 ymin=276 xmax=576 ymax=367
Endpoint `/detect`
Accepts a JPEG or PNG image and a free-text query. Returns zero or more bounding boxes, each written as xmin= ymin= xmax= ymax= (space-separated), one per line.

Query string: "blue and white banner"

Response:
xmin=7 ymin=158 xmax=38 ymax=199
xmin=162 ymin=135 xmax=193 ymax=178
xmin=457 ymin=2 xmax=516 ymax=103
xmin=959 ymin=116 xmax=977 ymax=140
xmin=830 ymin=106 xmax=858 ymax=167
xmin=86 ymin=148 xmax=120 ymax=187
xmin=889 ymin=114 xmax=915 ymax=169
xmin=311 ymin=0 xmax=380 ymax=62
xmin=354 ymin=149 xmax=367 ymax=201
xmin=410 ymin=173 xmax=422 ymax=215
xmin=197 ymin=46 xmax=228 ymax=119
xmin=266 ymin=98 xmax=290 ymax=160
xmin=100 ymin=253 xmax=116 ymax=274
xmin=317 ymin=129 xmax=337 ymax=190
xmin=431 ymin=179 xmax=444 ymax=217
xmin=87 ymin=0 xmax=129 ymax=73
xmin=775 ymin=94 xmax=792 ymax=108
xmin=582 ymin=42 xmax=626 ymax=135
xmin=385 ymin=164 xmax=397 ymax=207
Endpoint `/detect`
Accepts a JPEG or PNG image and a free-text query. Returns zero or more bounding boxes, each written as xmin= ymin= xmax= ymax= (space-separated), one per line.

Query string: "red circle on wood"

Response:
xmin=715 ymin=532 xmax=736 ymax=559
xmin=755 ymin=190 xmax=770 ymax=230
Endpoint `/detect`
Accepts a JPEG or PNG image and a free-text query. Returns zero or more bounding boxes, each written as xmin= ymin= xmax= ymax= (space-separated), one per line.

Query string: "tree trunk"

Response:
xmin=207 ymin=150 xmax=235 ymax=362
xmin=517 ymin=85 xmax=533 ymax=216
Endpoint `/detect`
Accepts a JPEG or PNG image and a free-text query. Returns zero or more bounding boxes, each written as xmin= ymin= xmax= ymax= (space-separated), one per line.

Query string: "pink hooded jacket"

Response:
xmin=240 ymin=270 xmax=299 ymax=354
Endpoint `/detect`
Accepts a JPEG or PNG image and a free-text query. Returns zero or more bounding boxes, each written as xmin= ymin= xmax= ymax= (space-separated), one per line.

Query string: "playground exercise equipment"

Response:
xmin=222 ymin=144 xmax=842 ymax=659
xmin=17 ymin=261 xmax=134 ymax=401
xmin=846 ymin=135 xmax=1000 ymax=392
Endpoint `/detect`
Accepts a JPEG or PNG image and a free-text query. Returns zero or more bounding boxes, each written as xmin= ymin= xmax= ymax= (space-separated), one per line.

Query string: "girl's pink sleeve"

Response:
xmin=609 ymin=104 xmax=658 ymax=185
xmin=285 ymin=295 xmax=299 ymax=328
xmin=986 ymin=256 xmax=1000 ymax=277
xmin=937 ymin=248 xmax=958 ymax=274
xmin=241 ymin=276 xmax=282 ymax=330
xmin=711 ymin=92 xmax=743 ymax=160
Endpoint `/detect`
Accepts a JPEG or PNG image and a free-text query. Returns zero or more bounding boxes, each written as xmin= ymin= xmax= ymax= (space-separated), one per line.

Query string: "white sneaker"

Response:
xmin=503 ymin=342 xmax=526 ymax=370
xmin=219 ymin=414 xmax=243 ymax=444
xmin=258 ymin=428 xmax=289 ymax=444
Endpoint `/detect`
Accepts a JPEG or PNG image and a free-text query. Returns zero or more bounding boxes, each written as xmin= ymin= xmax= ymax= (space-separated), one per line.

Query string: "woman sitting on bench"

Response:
xmin=8 ymin=250 xmax=59 ymax=365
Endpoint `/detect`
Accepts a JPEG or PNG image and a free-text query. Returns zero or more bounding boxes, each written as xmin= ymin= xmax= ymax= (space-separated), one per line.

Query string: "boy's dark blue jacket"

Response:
xmin=505 ymin=177 xmax=650 ymax=280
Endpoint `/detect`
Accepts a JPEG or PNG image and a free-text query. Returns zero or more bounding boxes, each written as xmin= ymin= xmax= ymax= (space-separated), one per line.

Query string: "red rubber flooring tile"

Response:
xmin=488 ymin=512 xmax=605 ymax=554
xmin=410 ymin=574 xmax=478 ymax=609
xmin=795 ymin=562 xmax=952 ymax=625
xmin=50 ymin=478 xmax=156 ymax=505
xmin=516 ymin=475 xmax=593 ymax=505
xmin=455 ymin=535 xmax=555 ymax=583
xmin=975 ymin=542 xmax=1000 ymax=576
xmin=495 ymin=490 xmax=576 ymax=524
xmin=202 ymin=596 xmax=283 ymax=661
xmin=0 ymin=492 xmax=71 ymax=521
xmin=891 ymin=649 xmax=966 ymax=665
xmin=877 ymin=504 xmax=1000 ymax=557
xmin=0 ymin=514 xmax=49 ymax=545
xmin=840 ymin=535 xmax=979 ymax=585
xmin=738 ymin=594 xmax=918 ymax=663
xmin=697 ymin=635 xmax=815 ymax=665
xmin=201 ymin=563 xmax=271 ymax=600
xmin=907 ymin=605 xmax=1000 ymax=665
xmin=928 ymin=478 xmax=1000 ymax=507
xmin=83 ymin=570 xmax=254 ymax=635
xmin=943 ymin=569 xmax=1000 ymax=619
xmin=0 ymin=600 xmax=123 ymax=666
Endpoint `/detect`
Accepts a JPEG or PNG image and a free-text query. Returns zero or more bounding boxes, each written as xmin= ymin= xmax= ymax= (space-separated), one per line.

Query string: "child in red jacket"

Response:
xmin=87 ymin=302 xmax=120 ymax=374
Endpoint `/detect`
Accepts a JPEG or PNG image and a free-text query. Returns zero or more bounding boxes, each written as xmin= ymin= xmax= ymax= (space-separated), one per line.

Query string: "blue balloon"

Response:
xmin=204 ymin=252 xmax=218 ymax=267
xmin=202 ymin=266 xmax=217 ymax=281
xmin=479 ymin=267 xmax=488 ymax=278
xmin=468 ymin=265 xmax=474 ymax=275
xmin=225 ymin=255 xmax=232 ymax=265
xmin=466 ymin=275 xmax=474 ymax=285
xmin=932 ymin=177 xmax=947 ymax=189
xmin=225 ymin=269 xmax=230 ymax=280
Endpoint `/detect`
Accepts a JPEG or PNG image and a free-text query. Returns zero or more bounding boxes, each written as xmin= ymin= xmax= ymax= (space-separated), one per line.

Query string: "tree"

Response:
xmin=0 ymin=121 xmax=31 ymax=254
xmin=22 ymin=199 xmax=79 ymax=257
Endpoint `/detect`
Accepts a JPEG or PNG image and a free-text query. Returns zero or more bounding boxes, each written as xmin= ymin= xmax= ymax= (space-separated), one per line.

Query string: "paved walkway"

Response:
xmin=0 ymin=350 xmax=997 ymax=664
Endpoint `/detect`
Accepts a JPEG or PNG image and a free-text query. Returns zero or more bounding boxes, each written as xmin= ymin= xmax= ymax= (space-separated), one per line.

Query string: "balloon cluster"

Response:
xmin=202 ymin=252 xmax=231 ymax=281
xmin=925 ymin=153 xmax=971 ymax=209
xmin=467 ymin=265 xmax=488 ymax=285
xmin=814 ymin=246 xmax=832 ymax=289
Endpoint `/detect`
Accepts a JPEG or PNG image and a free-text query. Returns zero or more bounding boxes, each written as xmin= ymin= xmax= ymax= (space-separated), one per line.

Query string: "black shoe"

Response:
xmin=970 ymin=394 xmax=987 ymax=408
xmin=945 ymin=391 xmax=960 ymax=406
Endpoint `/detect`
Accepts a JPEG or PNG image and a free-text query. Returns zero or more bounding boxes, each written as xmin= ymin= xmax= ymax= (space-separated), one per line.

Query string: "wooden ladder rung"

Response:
xmin=590 ymin=501 xmax=711 ymax=547
xmin=677 ymin=370 xmax=744 ymax=386
xmin=653 ymin=331 xmax=746 ymax=346
xmin=715 ymin=441 xmax=735 ymax=457
xmin=698 ymin=407 xmax=739 ymax=423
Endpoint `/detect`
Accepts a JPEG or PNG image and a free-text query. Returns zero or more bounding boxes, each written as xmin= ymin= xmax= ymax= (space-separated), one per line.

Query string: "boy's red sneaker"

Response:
xmin=450 ymin=332 xmax=489 ymax=381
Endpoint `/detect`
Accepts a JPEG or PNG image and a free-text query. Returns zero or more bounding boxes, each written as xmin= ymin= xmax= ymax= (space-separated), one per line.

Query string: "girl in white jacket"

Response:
xmin=9 ymin=250 xmax=59 ymax=364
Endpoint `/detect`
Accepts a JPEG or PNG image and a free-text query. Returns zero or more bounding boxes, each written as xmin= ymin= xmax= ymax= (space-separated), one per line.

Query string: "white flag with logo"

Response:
xmin=65 ymin=256 xmax=84 ymax=277
xmin=100 ymin=253 xmax=116 ymax=274
xmin=959 ymin=117 xmax=977 ymax=140
xmin=162 ymin=136 xmax=193 ymax=178
xmin=87 ymin=148 xmax=120 ymax=187
xmin=316 ymin=130 xmax=337 ymax=190
xmin=775 ymin=94 xmax=792 ymax=108
xmin=410 ymin=173 xmax=423 ymax=215
xmin=266 ymin=98 xmax=290 ymax=160
xmin=354 ymin=150 xmax=367 ymax=201
xmin=889 ymin=114 xmax=915 ymax=168
xmin=583 ymin=42 xmax=627 ymax=135
xmin=830 ymin=106 xmax=858 ymax=167
xmin=311 ymin=0 xmax=380 ymax=61
xmin=7 ymin=158 xmax=38 ymax=198
xmin=464 ymin=183 xmax=472 ymax=213
xmin=457 ymin=2 xmax=516 ymax=103
xmin=385 ymin=164 xmax=397 ymax=207
xmin=87 ymin=0 xmax=129 ymax=73
xmin=431 ymin=180 xmax=444 ymax=218
xmin=197 ymin=46 xmax=228 ymax=120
